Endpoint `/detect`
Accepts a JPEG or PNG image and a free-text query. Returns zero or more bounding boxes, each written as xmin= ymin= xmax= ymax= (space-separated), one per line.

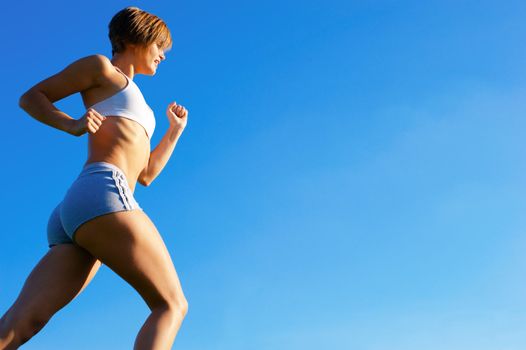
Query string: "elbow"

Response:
xmin=18 ymin=92 xmax=29 ymax=109
xmin=19 ymin=89 xmax=36 ymax=110
xmin=139 ymin=177 xmax=151 ymax=187
xmin=138 ymin=166 xmax=152 ymax=187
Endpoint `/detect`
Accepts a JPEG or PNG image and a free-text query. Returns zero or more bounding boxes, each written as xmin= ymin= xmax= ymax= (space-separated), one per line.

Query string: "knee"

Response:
xmin=0 ymin=314 xmax=16 ymax=349
xmin=146 ymin=296 xmax=187 ymax=334
xmin=1 ymin=309 xmax=50 ymax=347
xmin=19 ymin=317 xmax=50 ymax=346
xmin=179 ymin=297 xmax=189 ymax=318
xmin=146 ymin=282 xmax=188 ymax=320
xmin=166 ymin=294 xmax=188 ymax=319
xmin=153 ymin=288 xmax=188 ymax=320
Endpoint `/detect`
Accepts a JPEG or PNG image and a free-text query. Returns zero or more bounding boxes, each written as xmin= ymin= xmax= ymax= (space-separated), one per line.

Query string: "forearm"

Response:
xmin=19 ymin=90 xmax=74 ymax=134
xmin=142 ymin=125 xmax=184 ymax=185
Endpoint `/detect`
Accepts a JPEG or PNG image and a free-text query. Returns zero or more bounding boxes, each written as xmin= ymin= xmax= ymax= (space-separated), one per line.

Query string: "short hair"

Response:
xmin=108 ymin=6 xmax=173 ymax=56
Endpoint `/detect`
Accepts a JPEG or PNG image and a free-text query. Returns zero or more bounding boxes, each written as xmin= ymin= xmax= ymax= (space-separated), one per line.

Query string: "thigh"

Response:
xmin=8 ymin=244 xmax=101 ymax=322
xmin=73 ymin=209 xmax=186 ymax=310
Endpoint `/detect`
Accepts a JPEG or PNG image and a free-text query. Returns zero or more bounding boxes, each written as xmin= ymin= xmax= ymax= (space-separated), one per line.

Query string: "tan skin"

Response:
xmin=0 ymin=41 xmax=189 ymax=350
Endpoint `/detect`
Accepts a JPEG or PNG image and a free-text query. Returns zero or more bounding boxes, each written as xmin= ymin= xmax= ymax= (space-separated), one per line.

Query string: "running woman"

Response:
xmin=0 ymin=6 xmax=188 ymax=350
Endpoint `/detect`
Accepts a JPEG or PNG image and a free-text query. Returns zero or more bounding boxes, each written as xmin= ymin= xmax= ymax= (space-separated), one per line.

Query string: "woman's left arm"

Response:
xmin=139 ymin=102 xmax=188 ymax=186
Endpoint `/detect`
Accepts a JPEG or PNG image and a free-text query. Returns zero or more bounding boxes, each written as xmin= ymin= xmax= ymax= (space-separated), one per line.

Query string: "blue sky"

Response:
xmin=1 ymin=0 xmax=526 ymax=349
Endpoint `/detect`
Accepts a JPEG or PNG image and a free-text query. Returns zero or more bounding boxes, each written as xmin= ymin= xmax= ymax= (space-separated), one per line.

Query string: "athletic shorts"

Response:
xmin=47 ymin=161 xmax=142 ymax=248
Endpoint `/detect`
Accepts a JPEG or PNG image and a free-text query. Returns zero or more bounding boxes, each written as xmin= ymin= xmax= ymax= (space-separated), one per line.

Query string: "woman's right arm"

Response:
xmin=18 ymin=54 xmax=108 ymax=136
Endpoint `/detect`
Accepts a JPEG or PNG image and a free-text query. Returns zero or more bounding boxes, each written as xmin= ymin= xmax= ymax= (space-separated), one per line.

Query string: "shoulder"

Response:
xmin=90 ymin=54 xmax=116 ymax=72
xmin=68 ymin=54 xmax=117 ymax=80
xmin=78 ymin=54 xmax=116 ymax=81
xmin=64 ymin=54 xmax=111 ymax=73
xmin=56 ymin=54 xmax=114 ymax=88
xmin=79 ymin=54 xmax=112 ymax=67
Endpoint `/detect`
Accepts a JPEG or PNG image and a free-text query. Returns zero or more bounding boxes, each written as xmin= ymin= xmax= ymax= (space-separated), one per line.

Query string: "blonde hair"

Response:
xmin=108 ymin=6 xmax=172 ymax=56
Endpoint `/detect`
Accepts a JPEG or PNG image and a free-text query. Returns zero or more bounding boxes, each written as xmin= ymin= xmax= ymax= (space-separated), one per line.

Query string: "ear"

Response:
xmin=132 ymin=43 xmax=148 ymax=55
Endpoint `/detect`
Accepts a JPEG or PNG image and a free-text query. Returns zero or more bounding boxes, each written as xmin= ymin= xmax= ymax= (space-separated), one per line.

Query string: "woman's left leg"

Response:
xmin=0 ymin=244 xmax=101 ymax=349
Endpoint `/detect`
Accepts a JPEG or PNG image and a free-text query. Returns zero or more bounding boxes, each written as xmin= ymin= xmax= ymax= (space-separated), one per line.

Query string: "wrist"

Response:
xmin=168 ymin=124 xmax=184 ymax=134
xmin=167 ymin=125 xmax=183 ymax=142
xmin=62 ymin=117 xmax=77 ymax=135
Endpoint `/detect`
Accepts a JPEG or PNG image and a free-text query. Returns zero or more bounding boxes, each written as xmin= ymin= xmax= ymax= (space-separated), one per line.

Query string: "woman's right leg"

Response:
xmin=73 ymin=209 xmax=188 ymax=350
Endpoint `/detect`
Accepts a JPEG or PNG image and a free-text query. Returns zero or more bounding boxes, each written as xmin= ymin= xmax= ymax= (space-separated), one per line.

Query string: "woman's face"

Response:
xmin=137 ymin=42 xmax=167 ymax=75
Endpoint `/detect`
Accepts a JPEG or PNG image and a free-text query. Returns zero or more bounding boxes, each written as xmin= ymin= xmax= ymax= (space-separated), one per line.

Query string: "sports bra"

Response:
xmin=89 ymin=66 xmax=155 ymax=139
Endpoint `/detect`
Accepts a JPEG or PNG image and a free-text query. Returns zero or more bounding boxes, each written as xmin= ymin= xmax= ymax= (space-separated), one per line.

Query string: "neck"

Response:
xmin=110 ymin=55 xmax=137 ymax=80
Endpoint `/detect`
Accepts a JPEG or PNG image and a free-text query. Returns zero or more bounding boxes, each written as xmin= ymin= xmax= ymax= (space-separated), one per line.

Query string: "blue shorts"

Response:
xmin=47 ymin=161 xmax=143 ymax=248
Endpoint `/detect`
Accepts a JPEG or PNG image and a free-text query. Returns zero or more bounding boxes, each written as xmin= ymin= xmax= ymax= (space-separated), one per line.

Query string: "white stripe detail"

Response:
xmin=112 ymin=170 xmax=131 ymax=210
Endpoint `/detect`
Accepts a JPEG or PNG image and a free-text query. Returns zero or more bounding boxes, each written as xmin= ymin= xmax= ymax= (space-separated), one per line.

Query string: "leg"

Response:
xmin=0 ymin=244 xmax=101 ymax=349
xmin=73 ymin=209 xmax=188 ymax=350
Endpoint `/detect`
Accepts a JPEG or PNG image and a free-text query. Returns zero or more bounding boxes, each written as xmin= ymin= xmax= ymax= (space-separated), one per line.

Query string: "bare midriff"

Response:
xmin=84 ymin=116 xmax=150 ymax=193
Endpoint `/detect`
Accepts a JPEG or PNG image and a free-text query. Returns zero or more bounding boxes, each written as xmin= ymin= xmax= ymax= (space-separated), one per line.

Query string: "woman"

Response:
xmin=0 ymin=7 xmax=188 ymax=350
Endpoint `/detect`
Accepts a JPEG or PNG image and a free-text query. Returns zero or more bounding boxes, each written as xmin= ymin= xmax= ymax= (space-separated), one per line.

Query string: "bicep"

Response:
xmin=23 ymin=54 xmax=109 ymax=103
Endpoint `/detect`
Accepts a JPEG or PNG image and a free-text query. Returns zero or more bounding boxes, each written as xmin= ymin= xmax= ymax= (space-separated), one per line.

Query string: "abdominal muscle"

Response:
xmin=84 ymin=116 xmax=150 ymax=193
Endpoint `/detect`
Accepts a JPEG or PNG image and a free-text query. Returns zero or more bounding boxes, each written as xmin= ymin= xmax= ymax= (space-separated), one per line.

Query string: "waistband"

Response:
xmin=81 ymin=161 xmax=126 ymax=175
xmin=78 ymin=161 xmax=136 ymax=196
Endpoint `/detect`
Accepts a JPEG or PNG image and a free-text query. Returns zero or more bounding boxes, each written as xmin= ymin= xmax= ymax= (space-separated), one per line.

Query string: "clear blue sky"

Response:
xmin=1 ymin=1 xmax=526 ymax=349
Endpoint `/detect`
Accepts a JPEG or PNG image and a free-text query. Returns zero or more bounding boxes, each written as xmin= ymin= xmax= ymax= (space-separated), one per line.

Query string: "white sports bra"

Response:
xmin=89 ymin=66 xmax=155 ymax=139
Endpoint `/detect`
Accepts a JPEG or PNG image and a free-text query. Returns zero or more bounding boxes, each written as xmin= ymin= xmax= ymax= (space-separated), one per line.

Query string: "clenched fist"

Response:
xmin=166 ymin=101 xmax=188 ymax=131
xmin=69 ymin=108 xmax=107 ymax=137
